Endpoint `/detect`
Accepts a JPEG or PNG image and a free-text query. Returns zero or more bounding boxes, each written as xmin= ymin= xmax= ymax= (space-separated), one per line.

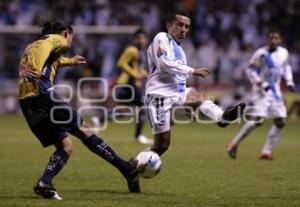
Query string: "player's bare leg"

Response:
xmin=260 ymin=118 xmax=285 ymax=160
xmin=149 ymin=131 xmax=171 ymax=156
xmin=34 ymin=137 xmax=73 ymax=200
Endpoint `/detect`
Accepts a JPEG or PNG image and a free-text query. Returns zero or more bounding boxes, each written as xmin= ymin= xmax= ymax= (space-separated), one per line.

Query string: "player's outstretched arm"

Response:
xmin=153 ymin=34 xmax=194 ymax=75
xmin=59 ymin=55 xmax=87 ymax=66
xmin=157 ymin=51 xmax=194 ymax=75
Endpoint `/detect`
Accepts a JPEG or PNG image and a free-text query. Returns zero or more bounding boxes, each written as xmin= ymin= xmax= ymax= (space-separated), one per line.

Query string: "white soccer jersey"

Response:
xmin=246 ymin=46 xmax=294 ymax=101
xmin=145 ymin=32 xmax=194 ymax=98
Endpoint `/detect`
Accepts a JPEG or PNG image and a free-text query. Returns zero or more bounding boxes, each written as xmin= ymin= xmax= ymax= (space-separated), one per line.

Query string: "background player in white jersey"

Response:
xmin=227 ymin=30 xmax=296 ymax=160
xmin=144 ymin=10 xmax=246 ymax=156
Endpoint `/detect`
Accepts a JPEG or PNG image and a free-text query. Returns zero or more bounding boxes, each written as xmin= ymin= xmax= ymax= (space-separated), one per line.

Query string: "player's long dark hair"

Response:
xmin=40 ymin=21 xmax=73 ymax=36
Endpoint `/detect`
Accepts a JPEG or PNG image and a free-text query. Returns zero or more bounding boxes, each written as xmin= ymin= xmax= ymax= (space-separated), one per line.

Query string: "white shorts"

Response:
xmin=145 ymin=87 xmax=195 ymax=134
xmin=247 ymin=93 xmax=287 ymax=119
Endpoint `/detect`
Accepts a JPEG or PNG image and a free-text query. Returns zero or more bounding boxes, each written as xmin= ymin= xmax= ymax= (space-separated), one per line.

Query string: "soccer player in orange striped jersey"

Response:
xmin=18 ymin=21 xmax=146 ymax=200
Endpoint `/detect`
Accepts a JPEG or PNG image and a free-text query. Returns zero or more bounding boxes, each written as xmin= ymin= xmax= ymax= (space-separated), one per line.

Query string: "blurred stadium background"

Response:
xmin=0 ymin=0 xmax=299 ymax=118
xmin=1 ymin=1 xmax=300 ymax=206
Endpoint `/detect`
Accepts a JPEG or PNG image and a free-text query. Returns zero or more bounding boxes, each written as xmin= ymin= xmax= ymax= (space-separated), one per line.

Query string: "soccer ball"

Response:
xmin=136 ymin=151 xmax=162 ymax=179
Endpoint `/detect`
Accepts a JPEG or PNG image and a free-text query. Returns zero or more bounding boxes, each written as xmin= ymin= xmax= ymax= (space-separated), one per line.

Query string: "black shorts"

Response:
xmin=116 ymin=86 xmax=143 ymax=107
xmin=19 ymin=92 xmax=83 ymax=147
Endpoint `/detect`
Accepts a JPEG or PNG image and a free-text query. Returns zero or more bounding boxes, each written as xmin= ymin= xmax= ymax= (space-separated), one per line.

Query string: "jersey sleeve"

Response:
xmin=153 ymin=34 xmax=194 ymax=75
xmin=117 ymin=47 xmax=140 ymax=79
xmin=58 ymin=56 xmax=74 ymax=66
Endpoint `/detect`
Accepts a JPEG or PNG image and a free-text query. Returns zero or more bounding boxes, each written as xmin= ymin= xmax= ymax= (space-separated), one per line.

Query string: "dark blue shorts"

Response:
xmin=19 ymin=92 xmax=83 ymax=147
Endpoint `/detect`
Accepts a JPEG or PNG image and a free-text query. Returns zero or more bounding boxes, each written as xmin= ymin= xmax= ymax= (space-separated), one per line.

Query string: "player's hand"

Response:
xmin=256 ymin=81 xmax=269 ymax=96
xmin=21 ymin=66 xmax=39 ymax=80
xmin=192 ymin=67 xmax=210 ymax=77
xmin=141 ymin=69 xmax=148 ymax=78
xmin=72 ymin=55 xmax=87 ymax=65
xmin=261 ymin=82 xmax=270 ymax=91
xmin=135 ymin=80 xmax=142 ymax=88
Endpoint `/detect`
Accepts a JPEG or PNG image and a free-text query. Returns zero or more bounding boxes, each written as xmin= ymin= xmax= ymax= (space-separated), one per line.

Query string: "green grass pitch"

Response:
xmin=0 ymin=115 xmax=300 ymax=207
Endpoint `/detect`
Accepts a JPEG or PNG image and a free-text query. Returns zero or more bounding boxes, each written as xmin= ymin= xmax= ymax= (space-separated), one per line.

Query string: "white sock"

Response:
xmin=199 ymin=100 xmax=224 ymax=122
xmin=231 ymin=121 xmax=256 ymax=145
xmin=262 ymin=125 xmax=281 ymax=155
xmin=91 ymin=116 xmax=100 ymax=127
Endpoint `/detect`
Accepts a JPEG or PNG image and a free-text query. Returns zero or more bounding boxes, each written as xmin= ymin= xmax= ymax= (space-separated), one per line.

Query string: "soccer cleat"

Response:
xmin=218 ymin=103 xmax=246 ymax=128
xmin=227 ymin=143 xmax=238 ymax=159
xmin=135 ymin=135 xmax=153 ymax=145
xmin=260 ymin=153 xmax=274 ymax=160
xmin=125 ymin=160 xmax=141 ymax=193
xmin=33 ymin=181 xmax=62 ymax=200
xmin=124 ymin=155 xmax=151 ymax=193
xmin=126 ymin=174 xmax=140 ymax=193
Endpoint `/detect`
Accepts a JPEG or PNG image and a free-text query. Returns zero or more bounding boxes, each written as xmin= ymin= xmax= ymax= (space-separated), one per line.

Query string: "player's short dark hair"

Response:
xmin=132 ymin=28 xmax=146 ymax=39
xmin=167 ymin=10 xmax=190 ymax=23
xmin=267 ymin=28 xmax=282 ymax=37
xmin=41 ymin=21 xmax=73 ymax=36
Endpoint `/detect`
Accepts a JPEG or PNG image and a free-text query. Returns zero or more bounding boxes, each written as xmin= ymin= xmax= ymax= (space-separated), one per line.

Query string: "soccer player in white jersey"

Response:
xmin=227 ymin=29 xmax=295 ymax=160
xmin=143 ymin=10 xmax=246 ymax=157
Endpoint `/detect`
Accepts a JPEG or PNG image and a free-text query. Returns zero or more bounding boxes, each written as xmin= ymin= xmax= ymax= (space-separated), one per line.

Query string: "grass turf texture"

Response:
xmin=0 ymin=115 xmax=299 ymax=207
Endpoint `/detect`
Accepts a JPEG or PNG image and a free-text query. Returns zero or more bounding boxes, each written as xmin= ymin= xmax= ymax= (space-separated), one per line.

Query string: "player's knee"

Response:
xmin=63 ymin=140 xmax=73 ymax=156
xmin=64 ymin=146 xmax=73 ymax=156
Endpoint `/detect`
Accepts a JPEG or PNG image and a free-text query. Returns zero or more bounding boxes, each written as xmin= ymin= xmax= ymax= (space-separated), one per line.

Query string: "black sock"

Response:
xmin=40 ymin=150 xmax=69 ymax=185
xmin=135 ymin=110 xmax=146 ymax=138
xmin=82 ymin=135 xmax=131 ymax=177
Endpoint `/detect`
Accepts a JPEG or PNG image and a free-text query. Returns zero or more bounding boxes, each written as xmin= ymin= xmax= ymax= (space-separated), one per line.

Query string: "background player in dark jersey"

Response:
xmin=18 ymin=21 xmax=146 ymax=200
xmin=115 ymin=28 xmax=152 ymax=144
